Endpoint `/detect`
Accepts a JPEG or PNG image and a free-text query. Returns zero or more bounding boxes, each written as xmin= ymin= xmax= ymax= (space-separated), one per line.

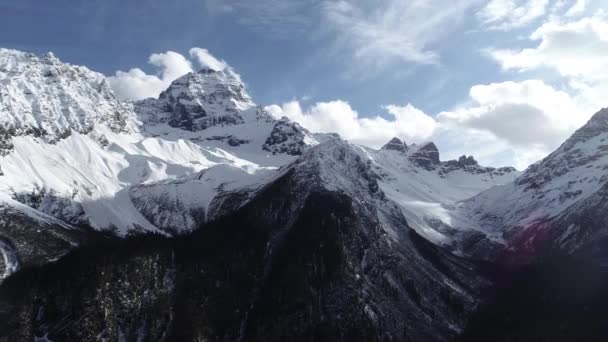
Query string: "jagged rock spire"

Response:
xmin=381 ymin=137 xmax=408 ymax=152
xmin=458 ymin=155 xmax=478 ymax=166
xmin=137 ymin=68 xmax=255 ymax=132
xmin=409 ymin=142 xmax=440 ymax=170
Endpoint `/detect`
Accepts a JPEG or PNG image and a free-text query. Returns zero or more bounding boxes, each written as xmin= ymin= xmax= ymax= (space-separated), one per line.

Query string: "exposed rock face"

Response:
xmin=459 ymin=155 xmax=477 ymax=166
xmin=0 ymin=196 xmax=86 ymax=280
xmin=135 ymin=68 xmax=254 ymax=131
xmin=262 ymin=117 xmax=315 ymax=155
xmin=546 ymin=181 xmax=608 ymax=252
xmin=128 ymin=178 xmax=210 ymax=236
xmin=440 ymin=155 xmax=517 ymax=177
xmin=11 ymin=185 xmax=89 ymax=227
xmin=409 ymin=142 xmax=440 ymax=170
xmin=133 ymin=68 xmax=319 ymax=157
xmin=0 ymin=49 xmax=131 ymax=155
xmin=381 ymin=137 xmax=408 ymax=152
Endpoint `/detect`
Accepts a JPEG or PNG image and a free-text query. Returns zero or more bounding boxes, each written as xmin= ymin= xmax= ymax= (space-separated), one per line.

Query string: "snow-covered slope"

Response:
xmin=367 ymin=138 xmax=519 ymax=245
xmin=0 ymin=48 xmax=130 ymax=154
xmin=135 ymin=68 xmax=318 ymax=166
xmin=458 ymin=108 xmax=608 ymax=259
xmin=0 ymin=138 xmax=490 ymax=342
xmin=0 ymin=49 xmax=317 ymax=235
xmin=0 ymin=48 xmax=520 ymax=245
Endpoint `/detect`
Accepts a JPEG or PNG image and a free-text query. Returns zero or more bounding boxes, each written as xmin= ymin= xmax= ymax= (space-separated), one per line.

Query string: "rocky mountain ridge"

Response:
xmin=454 ymin=107 xmax=608 ymax=262
xmin=1 ymin=48 xmax=606 ymax=341
xmin=0 ymin=48 xmax=130 ymax=155
xmin=0 ymin=49 xmax=518 ymax=240
xmin=0 ymin=138 xmax=488 ymax=341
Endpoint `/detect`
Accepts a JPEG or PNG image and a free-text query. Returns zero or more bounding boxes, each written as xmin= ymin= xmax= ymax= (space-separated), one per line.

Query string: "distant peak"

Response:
xmin=136 ymin=64 xmax=254 ymax=132
xmin=458 ymin=155 xmax=478 ymax=166
xmin=193 ymin=66 xmax=241 ymax=81
xmin=516 ymin=107 xmax=608 ymax=190
xmin=0 ymin=48 xmax=61 ymax=68
xmin=583 ymin=107 xmax=608 ymax=131
xmin=409 ymin=142 xmax=440 ymax=170
xmin=0 ymin=48 xmax=131 ymax=154
xmin=196 ymin=67 xmax=223 ymax=76
xmin=381 ymin=137 xmax=408 ymax=152
xmin=556 ymin=107 xmax=608 ymax=151
xmin=418 ymin=142 xmax=439 ymax=153
xmin=44 ymin=51 xmax=57 ymax=60
xmin=159 ymin=66 xmax=253 ymax=108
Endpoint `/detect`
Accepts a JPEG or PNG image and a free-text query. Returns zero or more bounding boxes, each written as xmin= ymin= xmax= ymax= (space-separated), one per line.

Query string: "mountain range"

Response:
xmin=0 ymin=48 xmax=607 ymax=341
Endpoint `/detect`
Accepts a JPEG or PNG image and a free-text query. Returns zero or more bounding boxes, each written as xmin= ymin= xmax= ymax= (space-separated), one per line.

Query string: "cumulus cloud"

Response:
xmin=436 ymin=126 xmax=554 ymax=170
xmin=265 ymin=100 xmax=438 ymax=148
xmin=189 ymin=48 xmax=227 ymax=71
xmin=437 ymin=80 xmax=590 ymax=167
xmin=489 ymin=13 xmax=608 ymax=80
xmin=487 ymin=11 xmax=608 ymax=126
xmin=268 ymin=79 xmax=594 ymax=169
xmin=437 ymin=79 xmax=595 ymax=168
xmin=109 ymin=51 xmax=192 ymax=101
xmin=450 ymin=8 xmax=607 ymax=168
xmin=109 ymin=48 xmax=228 ymax=101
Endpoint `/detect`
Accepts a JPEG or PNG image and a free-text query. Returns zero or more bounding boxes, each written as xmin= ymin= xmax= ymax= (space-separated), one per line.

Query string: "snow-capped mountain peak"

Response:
xmin=516 ymin=107 xmax=608 ymax=191
xmin=133 ymin=66 xmax=319 ymax=164
xmin=0 ymin=48 xmax=131 ymax=154
xmin=136 ymin=67 xmax=255 ymax=132
xmin=457 ymin=107 xmax=608 ymax=260
xmin=0 ymin=48 xmax=524 ymax=254
xmin=0 ymin=49 xmax=322 ymax=235
xmin=366 ymin=138 xmax=520 ymax=245
xmin=381 ymin=137 xmax=408 ymax=152
xmin=408 ymin=142 xmax=440 ymax=170
xmin=162 ymin=67 xmax=254 ymax=111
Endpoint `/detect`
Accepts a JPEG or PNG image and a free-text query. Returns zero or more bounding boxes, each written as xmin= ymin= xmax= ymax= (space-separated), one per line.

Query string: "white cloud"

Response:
xmin=320 ymin=0 xmax=477 ymax=70
xmin=209 ymin=0 xmax=477 ymax=72
xmin=466 ymin=8 xmax=608 ymax=167
xmin=565 ymin=0 xmax=588 ymax=17
xmin=487 ymin=11 xmax=608 ymax=125
xmin=437 ymin=80 xmax=590 ymax=168
xmin=268 ymin=79 xmax=593 ymax=169
xmin=109 ymin=51 xmax=193 ymax=101
xmin=109 ymin=48 xmax=229 ymax=101
xmin=489 ymin=13 xmax=608 ymax=80
xmin=189 ymin=48 xmax=227 ymax=71
xmin=432 ymin=125 xmax=548 ymax=169
xmin=266 ymin=100 xmax=438 ymax=148
xmin=477 ymin=0 xmax=550 ymax=30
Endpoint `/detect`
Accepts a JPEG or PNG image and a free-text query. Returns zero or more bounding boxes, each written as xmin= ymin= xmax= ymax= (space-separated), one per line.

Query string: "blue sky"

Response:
xmin=0 ymin=0 xmax=606 ymax=168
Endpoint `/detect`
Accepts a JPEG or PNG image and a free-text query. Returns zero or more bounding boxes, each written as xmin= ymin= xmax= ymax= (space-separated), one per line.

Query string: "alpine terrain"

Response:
xmin=0 ymin=48 xmax=607 ymax=341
